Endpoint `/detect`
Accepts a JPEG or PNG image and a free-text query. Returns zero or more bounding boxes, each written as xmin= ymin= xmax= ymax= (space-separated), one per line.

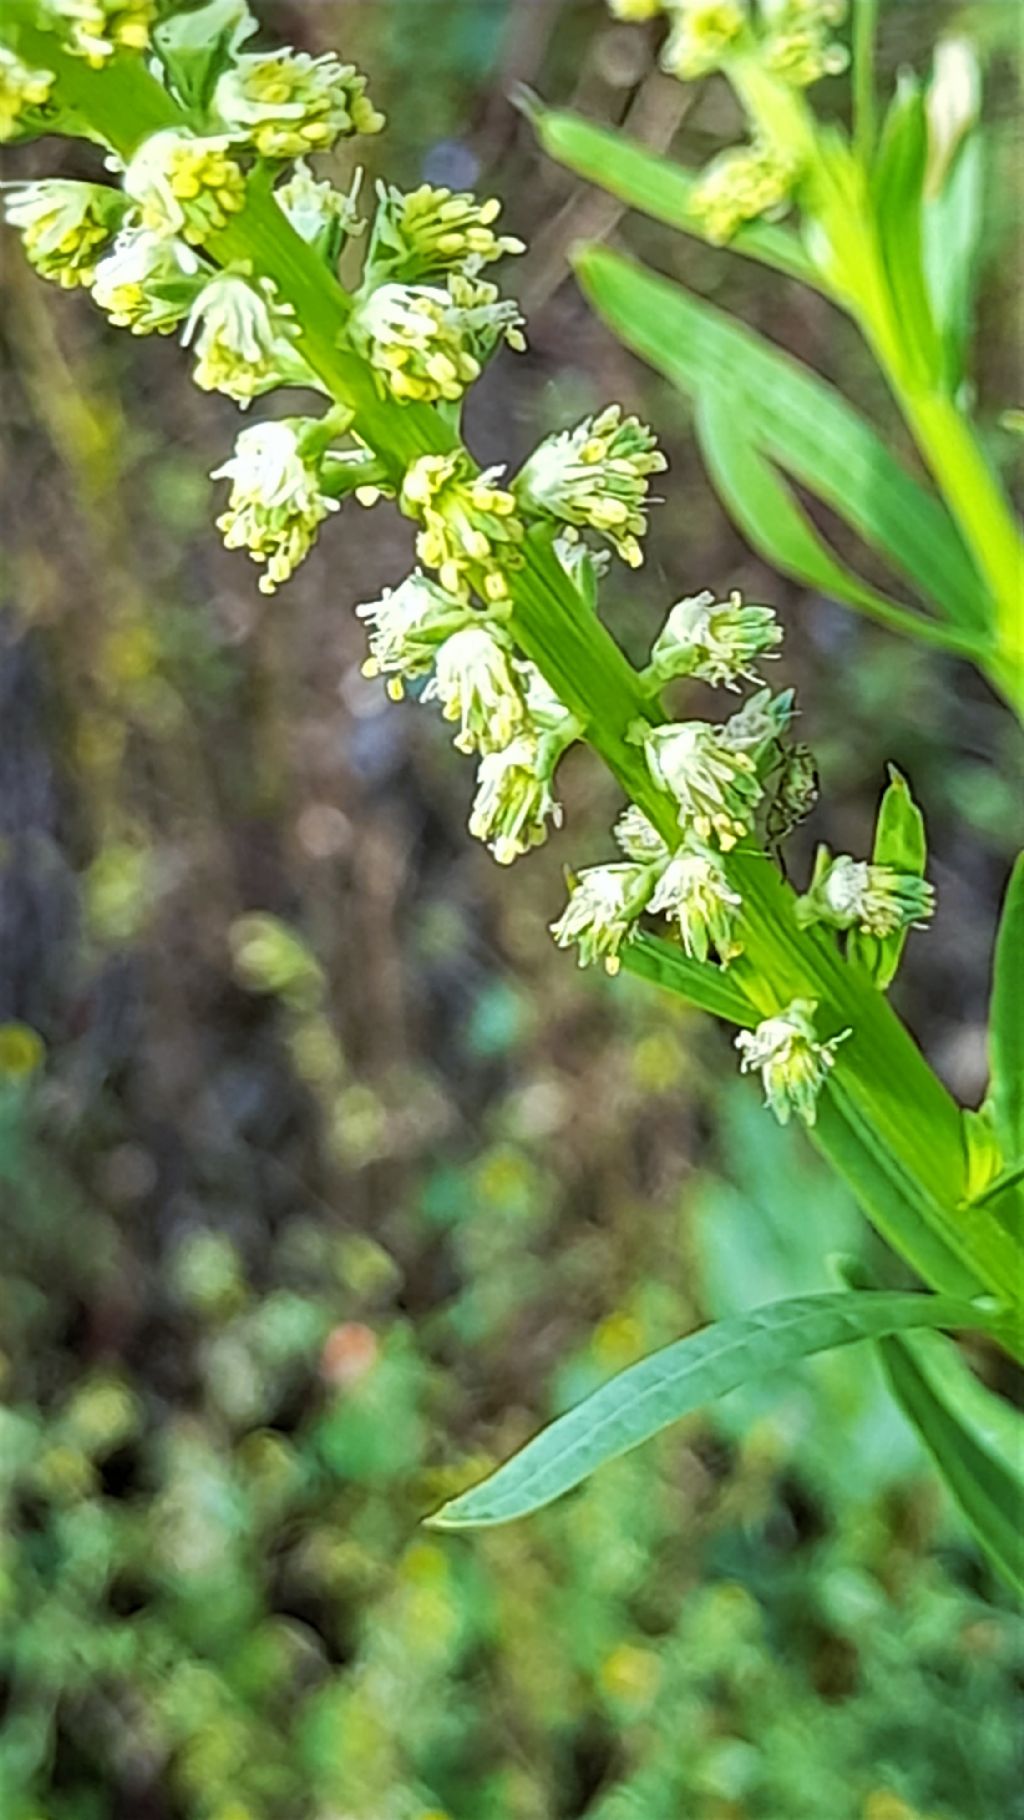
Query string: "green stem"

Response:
xmin=852 ymin=0 xmax=879 ymax=165
xmin=878 ymin=379 xmax=1024 ymax=699
xmin=728 ymin=47 xmax=1023 ymax=713
xmin=8 ymin=28 xmax=1022 ymax=1325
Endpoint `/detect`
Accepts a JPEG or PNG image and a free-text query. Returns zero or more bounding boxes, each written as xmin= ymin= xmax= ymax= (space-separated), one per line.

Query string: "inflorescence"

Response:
xmin=1 ymin=0 xmax=926 ymax=1132
xmin=610 ymin=0 xmax=850 ymax=244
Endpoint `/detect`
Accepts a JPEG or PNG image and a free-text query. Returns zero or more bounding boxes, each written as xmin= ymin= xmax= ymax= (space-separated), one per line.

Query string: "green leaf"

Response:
xmin=525 ymin=101 xmax=820 ymax=287
xmin=876 ymin=1328 xmax=1024 ymax=1597
xmin=621 ymin=931 xmax=758 ymax=1027
xmin=924 ymin=131 xmax=985 ymax=396
xmin=427 ymin=1292 xmax=998 ymax=1528
xmin=574 ymin=245 xmax=989 ymax=633
xmin=694 ymin=393 xmax=986 ymax=661
xmin=871 ymin=75 xmax=944 ymax=388
xmin=848 ymin=765 xmax=928 ymax=988
xmin=989 ymin=855 xmax=1024 ymax=1161
xmin=152 ymin=0 xmax=258 ymax=112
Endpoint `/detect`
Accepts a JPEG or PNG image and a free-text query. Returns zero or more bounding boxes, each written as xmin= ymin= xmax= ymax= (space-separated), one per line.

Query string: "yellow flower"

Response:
xmin=213 ymin=48 xmax=383 ymax=158
xmin=400 ymin=451 xmax=524 ymax=601
xmin=0 ymin=45 xmax=54 ymax=142
xmin=4 ymin=180 xmax=124 ymax=288
xmin=124 ymin=129 xmax=246 ymax=248
xmin=40 ymin=0 xmax=156 ymax=66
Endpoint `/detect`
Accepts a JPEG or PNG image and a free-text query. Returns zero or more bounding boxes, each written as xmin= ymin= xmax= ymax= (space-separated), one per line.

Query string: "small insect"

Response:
xmin=766 ymin=742 xmax=820 ymax=860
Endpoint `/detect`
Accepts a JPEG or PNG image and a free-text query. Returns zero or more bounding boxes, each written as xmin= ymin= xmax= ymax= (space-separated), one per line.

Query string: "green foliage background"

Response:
xmin=0 ymin=3 xmax=1021 ymax=1816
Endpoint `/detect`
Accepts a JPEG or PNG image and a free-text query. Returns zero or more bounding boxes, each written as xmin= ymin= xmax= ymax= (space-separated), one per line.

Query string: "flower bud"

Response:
xmin=400 ymin=452 xmax=524 ymax=602
xmin=356 ymin=572 xmax=472 ymax=696
xmin=212 ymin=48 xmax=383 ymax=158
xmin=182 ymin=270 xmax=312 ymax=403
xmin=761 ymin=0 xmax=849 ymax=87
xmin=795 ymin=849 xmax=935 ymax=937
xmin=661 ymin=0 xmax=748 ymax=81
xmin=469 ymin=734 xmax=564 ymax=864
xmin=551 ymin=862 xmax=654 ymax=974
xmin=691 ymin=141 xmax=797 ymax=244
xmin=0 ymin=45 xmax=55 ymax=142
xmin=422 ymin=625 xmax=527 ymax=755
xmin=516 ymin=405 xmax=666 ymax=569
xmin=123 ymin=129 xmax=246 ymax=247
xmin=646 ymin=589 xmax=782 ymax=689
xmin=211 ymin=419 xmax=340 ymax=593
xmin=92 ymin=227 xmax=203 ymax=334
xmin=4 ymin=180 xmax=125 ymax=288
xmin=648 ymin=845 xmax=744 ymax=963
xmin=638 ymin=720 xmax=763 ymax=849
xmin=367 ymin=181 xmax=523 ymax=283
xmin=735 ymin=997 xmax=847 ymax=1125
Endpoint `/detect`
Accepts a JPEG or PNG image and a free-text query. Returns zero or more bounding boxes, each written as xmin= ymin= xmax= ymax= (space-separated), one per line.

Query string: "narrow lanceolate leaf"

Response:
xmin=695 ymin=394 xmax=985 ymax=660
xmin=526 ymin=103 xmax=819 ymax=286
xmin=876 ymin=1328 xmax=1024 ymax=1597
xmin=427 ymin=1292 xmax=999 ymax=1529
xmin=848 ymin=766 xmax=928 ymax=989
xmin=989 ymin=855 xmax=1024 ymax=1165
xmin=574 ymin=246 xmax=989 ymax=633
xmin=871 ymin=77 xmax=944 ymax=389
xmin=622 ymin=932 xmax=758 ymax=1027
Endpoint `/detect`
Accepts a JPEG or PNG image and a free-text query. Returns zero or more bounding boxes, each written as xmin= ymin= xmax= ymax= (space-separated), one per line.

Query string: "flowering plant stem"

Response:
xmin=729 ymin=51 xmax=1024 ymax=714
xmin=5 ymin=13 xmax=1020 ymax=1339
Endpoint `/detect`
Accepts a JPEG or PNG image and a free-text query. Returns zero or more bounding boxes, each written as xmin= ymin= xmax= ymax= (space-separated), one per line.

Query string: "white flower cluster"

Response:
xmin=736 ymin=996 xmax=848 ymax=1126
xmin=516 ymin=405 xmax=667 ymax=569
xmin=211 ymin=418 xmax=345 ymax=594
xmin=1 ymin=0 xmax=863 ymax=1141
xmin=351 ymin=273 xmax=525 ymax=407
xmin=400 ymin=453 xmax=526 ymax=603
xmin=366 ymin=181 xmax=524 ymax=284
xmin=546 ymin=591 xmax=798 ymax=980
xmin=0 ymin=44 xmax=55 ymax=142
xmin=38 ymin=0 xmax=156 ymax=67
xmin=212 ymin=47 xmax=384 ymax=158
xmin=644 ymin=589 xmax=781 ymax=689
xmin=354 ymin=570 xmax=580 ymax=864
xmin=795 ymin=847 xmax=935 ymax=938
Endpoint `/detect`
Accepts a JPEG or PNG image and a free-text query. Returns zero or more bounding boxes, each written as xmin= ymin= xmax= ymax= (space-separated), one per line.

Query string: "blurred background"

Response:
xmin=1 ymin=3 xmax=1022 ymax=1817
